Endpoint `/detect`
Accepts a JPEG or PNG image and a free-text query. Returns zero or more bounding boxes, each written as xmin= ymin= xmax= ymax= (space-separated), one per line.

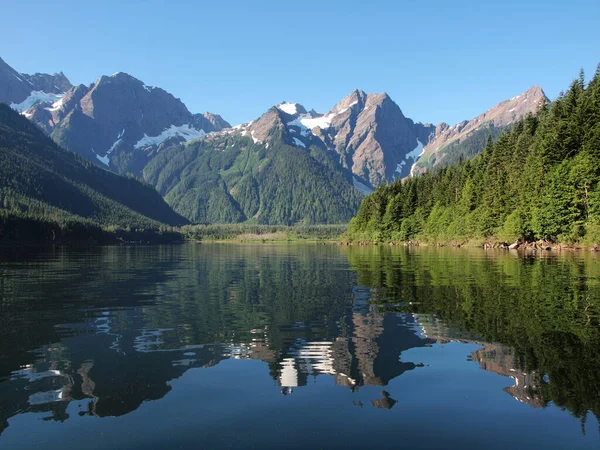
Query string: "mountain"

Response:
xmin=411 ymin=86 xmax=549 ymax=175
xmin=0 ymin=57 xmax=230 ymax=175
xmin=0 ymin=56 xmax=72 ymax=113
xmin=142 ymin=85 xmax=545 ymax=225
xmin=143 ymin=116 xmax=364 ymax=224
xmin=0 ymin=56 xmax=553 ymax=226
xmin=260 ymin=91 xmax=434 ymax=186
xmin=0 ymin=104 xmax=187 ymax=235
xmin=47 ymin=72 xmax=231 ymax=174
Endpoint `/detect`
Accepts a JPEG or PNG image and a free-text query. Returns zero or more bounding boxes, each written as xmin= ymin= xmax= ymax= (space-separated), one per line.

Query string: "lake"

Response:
xmin=0 ymin=243 xmax=599 ymax=449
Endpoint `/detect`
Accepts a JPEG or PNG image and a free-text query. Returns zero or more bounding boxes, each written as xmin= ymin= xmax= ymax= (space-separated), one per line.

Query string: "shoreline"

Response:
xmin=339 ymin=237 xmax=600 ymax=252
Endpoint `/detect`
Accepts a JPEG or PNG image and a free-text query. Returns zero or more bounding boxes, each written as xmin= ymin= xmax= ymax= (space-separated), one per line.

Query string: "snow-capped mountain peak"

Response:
xmin=277 ymin=102 xmax=300 ymax=115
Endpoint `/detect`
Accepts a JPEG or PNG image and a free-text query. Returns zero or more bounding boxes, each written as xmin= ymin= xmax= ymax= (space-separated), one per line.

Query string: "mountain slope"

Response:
xmin=0 ymin=104 xmax=187 ymax=229
xmin=143 ymin=117 xmax=364 ymax=224
xmin=412 ymin=86 xmax=549 ymax=175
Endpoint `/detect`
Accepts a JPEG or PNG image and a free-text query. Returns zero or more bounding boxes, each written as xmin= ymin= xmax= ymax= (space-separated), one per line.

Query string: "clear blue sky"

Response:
xmin=2 ymin=0 xmax=598 ymax=126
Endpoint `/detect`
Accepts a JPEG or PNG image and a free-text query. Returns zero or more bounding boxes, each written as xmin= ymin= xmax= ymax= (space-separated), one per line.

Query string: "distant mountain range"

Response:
xmin=0 ymin=56 xmax=548 ymax=224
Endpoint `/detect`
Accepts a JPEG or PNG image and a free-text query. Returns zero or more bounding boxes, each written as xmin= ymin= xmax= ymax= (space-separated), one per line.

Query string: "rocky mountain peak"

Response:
xmin=37 ymin=69 xmax=231 ymax=173
xmin=21 ymin=71 xmax=72 ymax=93
xmin=332 ymin=89 xmax=367 ymax=113
xmin=0 ymin=57 xmax=73 ymax=115
xmin=276 ymin=102 xmax=308 ymax=116
xmin=200 ymin=112 xmax=231 ymax=131
xmin=411 ymin=86 xmax=550 ymax=175
xmin=245 ymin=107 xmax=288 ymax=143
xmin=0 ymin=57 xmax=33 ymax=106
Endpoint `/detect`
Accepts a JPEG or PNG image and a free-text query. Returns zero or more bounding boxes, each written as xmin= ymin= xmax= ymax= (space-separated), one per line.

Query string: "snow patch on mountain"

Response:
xmin=10 ymin=91 xmax=64 ymax=113
xmin=286 ymin=101 xmax=358 ymax=137
xmin=46 ymin=97 xmax=64 ymax=112
xmin=134 ymin=124 xmax=206 ymax=149
xmin=300 ymin=113 xmax=335 ymax=130
xmin=395 ymin=160 xmax=407 ymax=174
xmin=405 ymin=139 xmax=424 ymax=161
xmin=91 ymin=147 xmax=110 ymax=166
xmin=101 ymin=129 xmax=126 ymax=165
xmin=287 ymin=112 xmax=336 ymax=137
xmin=407 ymin=139 xmax=424 ymax=177
xmin=277 ymin=103 xmax=298 ymax=115
xmin=292 ymin=137 xmax=305 ymax=148
xmin=353 ymin=177 xmax=373 ymax=195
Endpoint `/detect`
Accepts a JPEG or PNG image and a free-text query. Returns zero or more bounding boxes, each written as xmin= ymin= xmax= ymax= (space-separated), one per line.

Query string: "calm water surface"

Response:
xmin=1 ymin=243 xmax=599 ymax=449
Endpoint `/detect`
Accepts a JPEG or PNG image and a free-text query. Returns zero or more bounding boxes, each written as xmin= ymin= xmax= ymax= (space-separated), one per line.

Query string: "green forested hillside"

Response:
xmin=144 ymin=132 xmax=363 ymax=225
xmin=0 ymin=104 xmax=186 ymax=241
xmin=348 ymin=68 xmax=600 ymax=244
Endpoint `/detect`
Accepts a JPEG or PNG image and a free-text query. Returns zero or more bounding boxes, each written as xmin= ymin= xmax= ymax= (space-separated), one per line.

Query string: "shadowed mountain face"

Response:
xmin=0 ymin=104 xmax=187 ymax=229
xmin=0 ymin=56 xmax=72 ymax=108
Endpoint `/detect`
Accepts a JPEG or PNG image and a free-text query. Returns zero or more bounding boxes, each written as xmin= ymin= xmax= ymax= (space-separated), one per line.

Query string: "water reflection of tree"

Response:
xmin=344 ymin=245 xmax=600 ymax=432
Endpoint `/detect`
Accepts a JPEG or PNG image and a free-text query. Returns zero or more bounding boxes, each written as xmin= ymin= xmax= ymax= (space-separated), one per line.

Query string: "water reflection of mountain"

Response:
xmin=273 ymin=308 xmax=431 ymax=393
xmin=0 ymin=313 xmax=229 ymax=433
xmin=0 ymin=289 xmax=433 ymax=434
xmin=0 ymin=245 xmax=436 ymax=436
xmin=273 ymin=310 xmax=431 ymax=393
xmin=3 ymin=244 xmax=600 ymax=438
xmin=1 ymin=308 xmax=433 ymax=434
xmin=414 ymin=313 xmax=544 ymax=408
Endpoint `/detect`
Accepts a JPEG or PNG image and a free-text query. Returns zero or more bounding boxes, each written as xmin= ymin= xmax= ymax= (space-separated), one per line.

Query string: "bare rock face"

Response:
xmin=413 ymin=86 xmax=549 ymax=175
xmin=247 ymin=107 xmax=286 ymax=143
xmin=316 ymin=90 xmax=429 ymax=185
xmin=196 ymin=112 xmax=231 ymax=132
xmin=21 ymin=71 xmax=72 ymax=93
xmin=48 ymin=72 xmax=230 ymax=174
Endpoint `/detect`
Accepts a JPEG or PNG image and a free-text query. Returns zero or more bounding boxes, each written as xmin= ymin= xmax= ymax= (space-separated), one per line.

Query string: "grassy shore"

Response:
xmin=180 ymin=224 xmax=348 ymax=242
